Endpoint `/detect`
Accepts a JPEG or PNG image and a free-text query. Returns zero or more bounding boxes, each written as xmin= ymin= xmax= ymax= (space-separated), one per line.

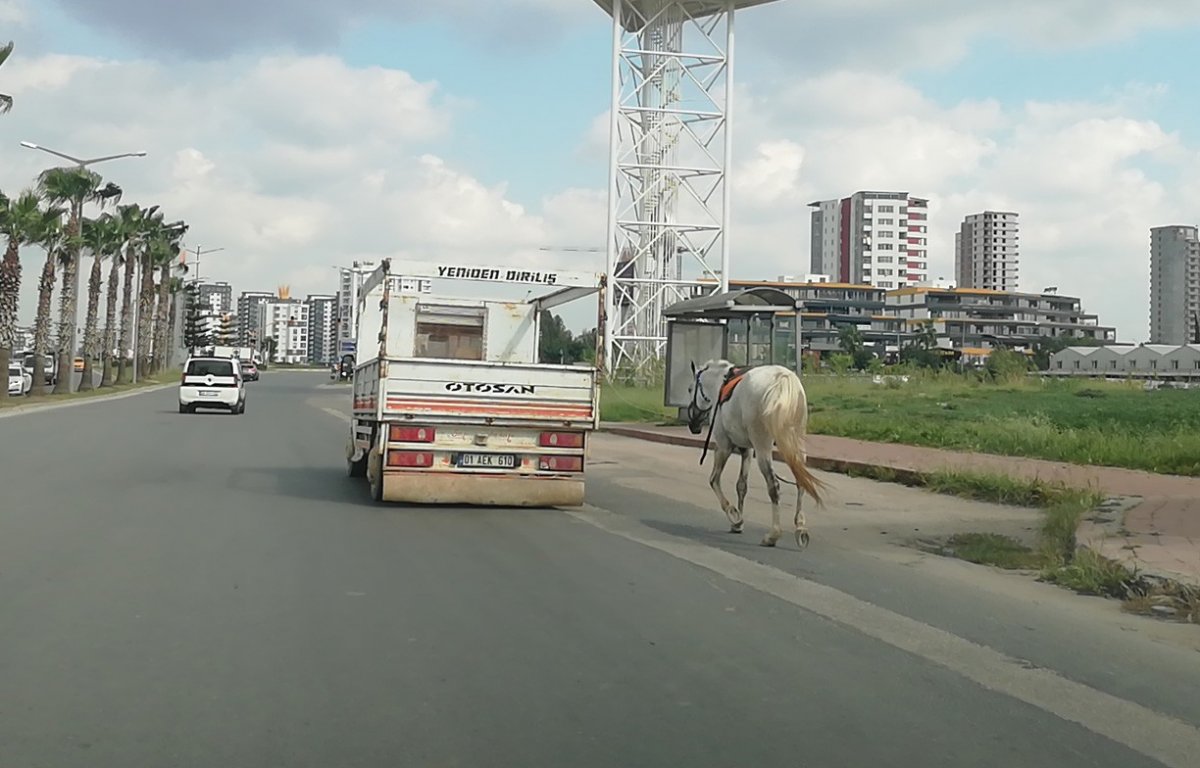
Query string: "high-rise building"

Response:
xmin=258 ymin=299 xmax=309 ymax=364
xmin=306 ymin=295 xmax=336 ymax=365
xmin=1149 ymin=225 xmax=1200 ymax=345
xmin=197 ymin=281 xmax=234 ymax=315
xmin=335 ymin=261 xmax=377 ymax=354
xmin=808 ymin=191 xmax=929 ymax=290
xmin=237 ymin=291 xmax=274 ymax=349
xmin=955 ymin=211 xmax=1019 ymax=292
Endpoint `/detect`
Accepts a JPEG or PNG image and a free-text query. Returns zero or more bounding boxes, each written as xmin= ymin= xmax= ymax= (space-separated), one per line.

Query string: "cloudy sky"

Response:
xmin=3 ymin=0 xmax=1200 ymax=339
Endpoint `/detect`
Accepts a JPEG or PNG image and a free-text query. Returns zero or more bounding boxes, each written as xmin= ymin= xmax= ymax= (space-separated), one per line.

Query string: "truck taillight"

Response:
xmin=387 ymin=451 xmax=433 ymax=468
xmin=538 ymin=431 xmax=584 ymax=448
xmin=390 ymin=425 xmax=435 ymax=443
xmin=539 ymin=455 xmax=583 ymax=472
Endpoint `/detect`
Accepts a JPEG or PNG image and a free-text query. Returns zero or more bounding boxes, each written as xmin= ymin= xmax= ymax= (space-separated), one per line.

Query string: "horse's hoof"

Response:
xmin=795 ymin=529 xmax=811 ymax=549
xmin=759 ymin=537 xmax=777 ymax=548
xmin=729 ymin=525 xmax=743 ymax=534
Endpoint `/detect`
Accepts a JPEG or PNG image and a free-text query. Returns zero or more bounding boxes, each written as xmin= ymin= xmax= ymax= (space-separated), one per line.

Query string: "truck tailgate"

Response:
xmin=380 ymin=360 xmax=597 ymax=427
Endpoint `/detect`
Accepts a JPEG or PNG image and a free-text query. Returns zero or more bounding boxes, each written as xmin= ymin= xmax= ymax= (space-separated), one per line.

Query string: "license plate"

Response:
xmin=199 ymin=390 xmax=219 ymax=397
xmin=457 ymin=453 xmax=517 ymax=469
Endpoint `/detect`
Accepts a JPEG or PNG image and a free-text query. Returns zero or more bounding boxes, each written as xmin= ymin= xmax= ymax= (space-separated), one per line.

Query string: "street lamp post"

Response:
xmin=20 ymin=141 xmax=147 ymax=392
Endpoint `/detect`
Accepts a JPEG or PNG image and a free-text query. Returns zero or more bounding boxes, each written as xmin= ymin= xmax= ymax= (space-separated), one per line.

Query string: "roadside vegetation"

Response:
xmin=601 ymin=370 xmax=1200 ymax=476
xmin=890 ymin=468 xmax=1197 ymax=623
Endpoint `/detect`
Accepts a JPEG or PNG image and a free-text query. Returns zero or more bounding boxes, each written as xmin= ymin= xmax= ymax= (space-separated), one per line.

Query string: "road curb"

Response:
xmin=0 ymin=382 xmax=174 ymax=420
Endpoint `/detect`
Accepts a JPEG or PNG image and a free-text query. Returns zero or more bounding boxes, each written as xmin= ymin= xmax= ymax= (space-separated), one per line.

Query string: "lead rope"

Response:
xmin=699 ymin=398 xmax=722 ymax=465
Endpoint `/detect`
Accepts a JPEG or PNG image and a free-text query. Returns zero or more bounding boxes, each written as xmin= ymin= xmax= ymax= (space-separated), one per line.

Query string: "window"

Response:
xmin=186 ymin=359 xmax=234 ymax=377
xmin=415 ymin=305 xmax=485 ymax=360
xmin=878 ymin=205 xmax=895 ymax=212
xmin=878 ymin=218 xmax=895 ymax=226
xmin=877 ymin=243 xmax=894 ymax=250
xmin=877 ymin=230 xmax=894 ymax=238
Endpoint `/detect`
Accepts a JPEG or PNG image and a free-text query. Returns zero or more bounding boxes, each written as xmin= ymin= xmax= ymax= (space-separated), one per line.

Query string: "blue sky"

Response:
xmin=6 ymin=1 xmax=1200 ymax=339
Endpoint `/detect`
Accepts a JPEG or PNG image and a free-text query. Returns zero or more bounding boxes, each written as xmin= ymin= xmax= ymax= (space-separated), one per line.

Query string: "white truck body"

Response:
xmin=347 ymin=258 xmax=605 ymax=507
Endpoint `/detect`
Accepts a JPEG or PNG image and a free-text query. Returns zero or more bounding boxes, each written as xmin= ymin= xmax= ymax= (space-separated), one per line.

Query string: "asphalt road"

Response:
xmin=2 ymin=372 xmax=1199 ymax=768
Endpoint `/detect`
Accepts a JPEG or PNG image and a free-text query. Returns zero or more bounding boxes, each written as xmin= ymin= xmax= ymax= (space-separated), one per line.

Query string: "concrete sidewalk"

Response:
xmin=602 ymin=422 xmax=1200 ymax=586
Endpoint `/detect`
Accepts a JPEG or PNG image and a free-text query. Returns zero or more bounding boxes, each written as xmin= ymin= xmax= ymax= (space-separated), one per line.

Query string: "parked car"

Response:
xmin=7 ymin=362 xmax=32 ymax=396
xmin=179 ymin=356 xmax=246 ymax=414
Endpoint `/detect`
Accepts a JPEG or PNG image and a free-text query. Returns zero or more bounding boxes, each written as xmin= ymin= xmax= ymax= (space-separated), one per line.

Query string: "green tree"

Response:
xmin=0 ymin=190 xmax=53 ymax=395
xmin=30 ymin=212 xmax=66 ymax=394
xmin=0 ymin=41 xmax=13 ymax=115
xmin=36 ymin=166 xmax=108 ymax=394
xmin=113 ymin=204 xmax=154 ymax=383
xmin=985 ymin=346 xmax=1029 ymax=381
xmin=77 ymin=213 xmax=124 ymax=391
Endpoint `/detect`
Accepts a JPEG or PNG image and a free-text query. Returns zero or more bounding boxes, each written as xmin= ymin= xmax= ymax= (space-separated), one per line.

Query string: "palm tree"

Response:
xmin=149 ymin=221 xmax=187 ymax=374
xmin=113 ymin=204 xmax=153 ymax=384
xmin=0 ymin=190 xmax=51 ymax=396
xmin=134 ymin=209 xmax=167 ymax=377
xmin=37 ymin=166 xmax=106 ymax=394
xmin=0 ymin=41 xmax=14 ymax=115
xmin=31 ymin=213 xmax=67 ymax=395
xmin=78 ymin=213 xmax=124 ymax=391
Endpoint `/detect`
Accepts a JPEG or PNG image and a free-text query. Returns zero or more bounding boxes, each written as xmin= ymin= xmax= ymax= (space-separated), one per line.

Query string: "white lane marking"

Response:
xmin=565 ymin=503 xmax=1200 ymax=768
xmin=320 ymin=406 xmax=347 ymax=421
xmin=0 ymin=383 xmax=175 ymax=420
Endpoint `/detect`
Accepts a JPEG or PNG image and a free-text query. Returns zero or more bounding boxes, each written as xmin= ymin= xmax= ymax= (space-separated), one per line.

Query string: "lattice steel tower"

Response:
xmin=592 ymin=0 xmax=782 ymax=376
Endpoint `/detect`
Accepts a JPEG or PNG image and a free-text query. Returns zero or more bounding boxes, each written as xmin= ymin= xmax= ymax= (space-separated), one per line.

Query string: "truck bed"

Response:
xmin=354 ymin=358 xmax=597 ymax=428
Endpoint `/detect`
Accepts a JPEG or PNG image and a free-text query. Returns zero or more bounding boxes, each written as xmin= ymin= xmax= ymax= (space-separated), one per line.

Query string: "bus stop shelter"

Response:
xmin=662 ymin=287 xmax=803 ymax=409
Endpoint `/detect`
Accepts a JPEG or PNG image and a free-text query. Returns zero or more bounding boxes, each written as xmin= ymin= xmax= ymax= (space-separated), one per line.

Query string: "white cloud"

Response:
xmin=717 ymin=70 xmax=1195 ymax=341
xmin=741 ymin=0 xmax=1200 ymax=73
xmin=1 ymin=50 xmax=593 ymax=331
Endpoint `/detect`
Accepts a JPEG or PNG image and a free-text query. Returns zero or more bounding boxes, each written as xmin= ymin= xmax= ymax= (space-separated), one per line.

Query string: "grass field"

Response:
xmin=601 ymin=373 xmax=1200 ymax=476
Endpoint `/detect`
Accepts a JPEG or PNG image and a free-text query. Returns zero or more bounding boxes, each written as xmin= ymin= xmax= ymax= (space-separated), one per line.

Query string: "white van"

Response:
xmin=179 ymin=356 xmax=246 ymax=414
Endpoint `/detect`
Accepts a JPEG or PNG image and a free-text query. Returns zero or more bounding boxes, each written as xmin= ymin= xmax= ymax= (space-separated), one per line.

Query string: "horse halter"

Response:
xmin=686 ymin=365 xmax=713 ymax=430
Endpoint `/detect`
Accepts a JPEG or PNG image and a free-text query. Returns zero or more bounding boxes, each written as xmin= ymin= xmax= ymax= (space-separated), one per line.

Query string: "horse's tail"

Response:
xmin=760 ymin=368 xmax=827 ymax=506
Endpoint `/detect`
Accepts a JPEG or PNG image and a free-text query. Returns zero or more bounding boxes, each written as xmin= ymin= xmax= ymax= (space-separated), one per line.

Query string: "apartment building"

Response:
xmin=1149 ymin=225 xmax=1200 ymax=345
xmin=237 ymin=291 xmax=274 ymax=348
xmin=197 ymin=281 xmax=234 ymax=315
xmin=258 ymin=299 xmax=310 ymax=364
xmin=305 ymin=294 xmax=337 ymax=365
xmin=886 ymin=286 xmax=1116 ymax=349
xmin=955 ymin=211 xmax=1019 ymax=291
xmin=334 ymin=262 xmax=376 ymax=354
xmin=808 ymin=191 xmax=930 ymax=290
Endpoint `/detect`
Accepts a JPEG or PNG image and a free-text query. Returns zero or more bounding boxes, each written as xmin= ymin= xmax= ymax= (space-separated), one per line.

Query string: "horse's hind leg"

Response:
xmin=708 ymin=446 xmax=739 ymax=533
xmin=794 ymin=483 xmax=810 ymax=549
xmin=756 ymin=451 xmax=782 ymax=547
xmin=732 ymin=448 xmax=751 ymax=534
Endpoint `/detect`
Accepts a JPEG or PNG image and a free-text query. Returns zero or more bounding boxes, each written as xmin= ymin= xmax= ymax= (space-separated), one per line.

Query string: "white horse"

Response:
xmin=686 ymin=359 xmax=828 ymax=548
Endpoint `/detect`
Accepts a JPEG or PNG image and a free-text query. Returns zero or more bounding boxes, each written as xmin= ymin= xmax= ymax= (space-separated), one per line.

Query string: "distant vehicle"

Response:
xmin=7 ymin=362 xmax=32 ymax=396
xmin=21 ymin=352 xmax=55 ymax=385
xmin=179 ymin=356 xmax=246 ymax=414
xmin=241 ymin=360 xmax=259 ymax=382
xmin=73 ymin=356 xmax=85 ymax=372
